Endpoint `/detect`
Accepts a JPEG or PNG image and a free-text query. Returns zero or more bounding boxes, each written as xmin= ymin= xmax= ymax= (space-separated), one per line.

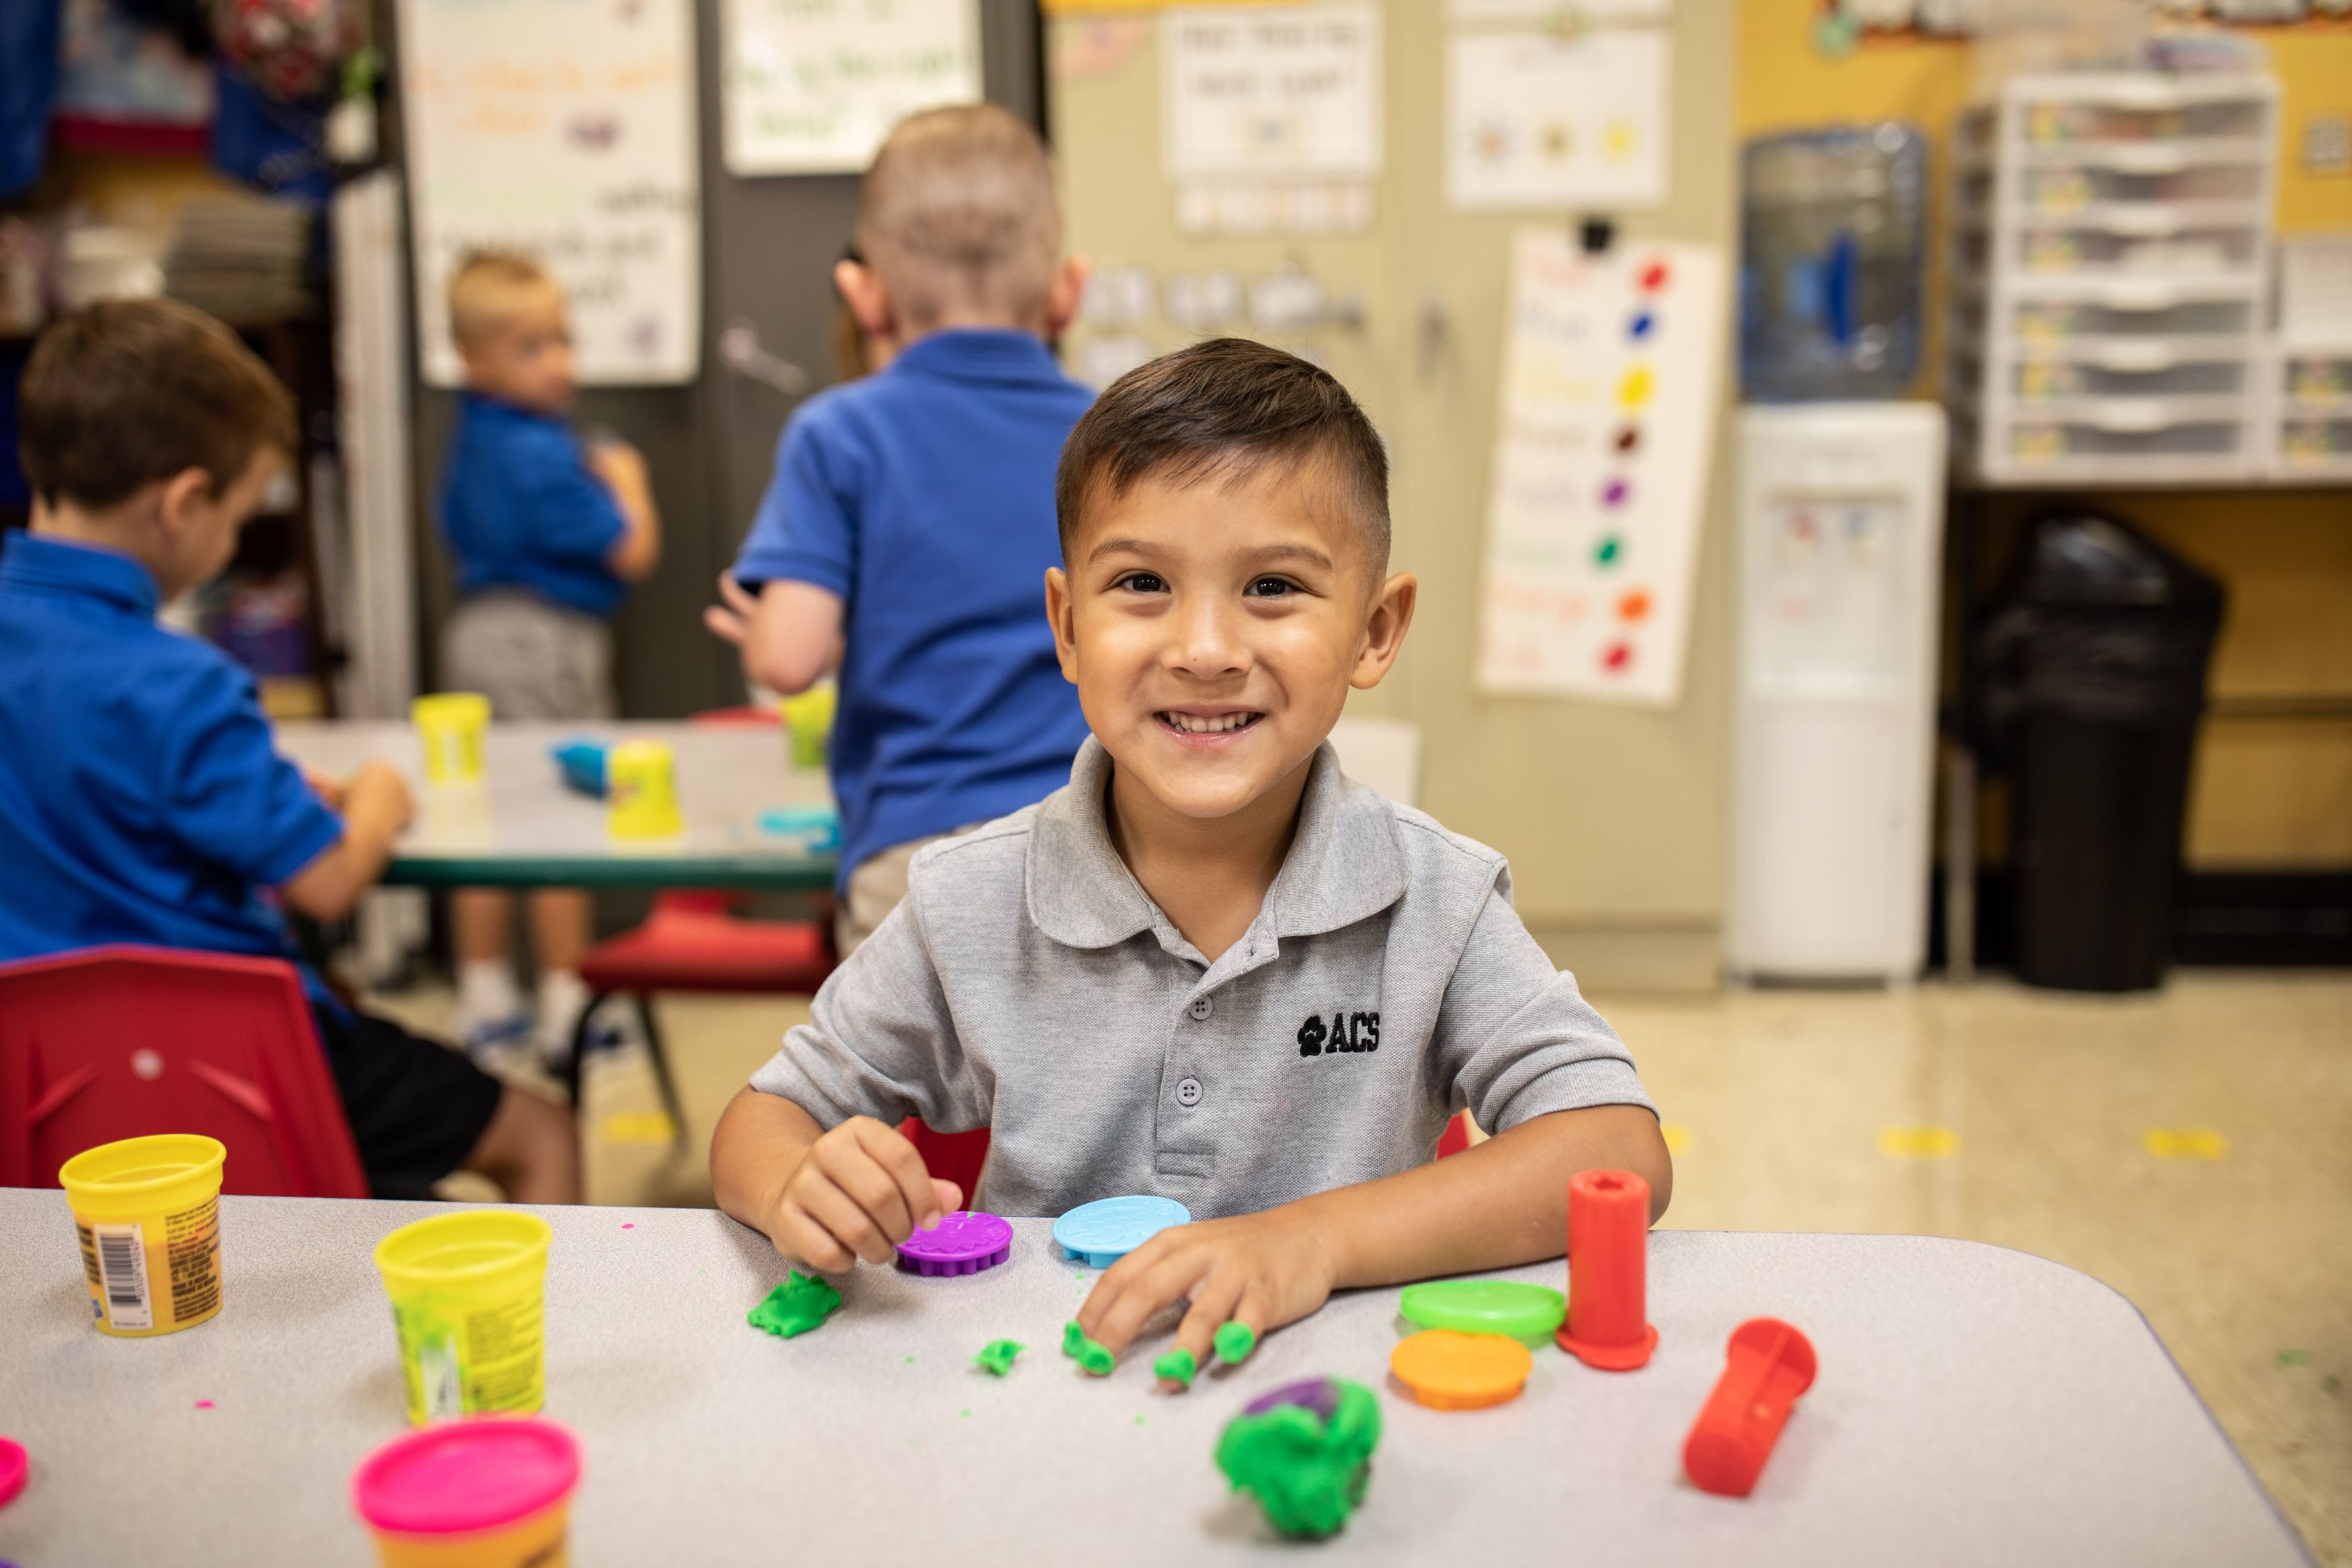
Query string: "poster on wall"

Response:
xmin=1161 ymin=3 xmax=1382 ymax=180
xmin=398 ymin=0 xmax=700 ymax=386
xmin=1445 ymin=29 xmax=1668 ymax=210
xmin=1476 ymin=230 xmax=1726 ymax=707
xmin=722 ymin=0 xmax=982 ymax=176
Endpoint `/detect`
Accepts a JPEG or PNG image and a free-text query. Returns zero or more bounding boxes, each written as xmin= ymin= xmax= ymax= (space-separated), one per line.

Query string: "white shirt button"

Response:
xmin=1189 ymin=996 xmax=1214 ymax=1020
xmin=1175 ymin=1076 xmax=1203 ymax=1106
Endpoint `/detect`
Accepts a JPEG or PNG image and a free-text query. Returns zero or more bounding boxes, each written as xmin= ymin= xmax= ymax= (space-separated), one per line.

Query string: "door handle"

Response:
xmin=718 ymin=318 xmax=810 ymax=396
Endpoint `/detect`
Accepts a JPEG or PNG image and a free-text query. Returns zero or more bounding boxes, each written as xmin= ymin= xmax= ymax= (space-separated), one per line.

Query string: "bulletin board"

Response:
xmin=721 ymin=0 xmax=983 ymax=176
xmin=396 ymin=0 xmax=702 ymax=388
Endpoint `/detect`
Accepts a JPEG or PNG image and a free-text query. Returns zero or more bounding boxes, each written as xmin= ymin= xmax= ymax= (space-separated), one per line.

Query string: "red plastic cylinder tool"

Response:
xmin=1555 ymin=1168 xmax=1658 ymax=1369
xmin=1683 ymin=1318 xmax=1818 ymax=1497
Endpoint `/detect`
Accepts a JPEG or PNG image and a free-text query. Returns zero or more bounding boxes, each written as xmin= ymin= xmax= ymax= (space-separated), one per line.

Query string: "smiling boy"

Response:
xmin=710 ymin=338 xmax=1669 ymax=1375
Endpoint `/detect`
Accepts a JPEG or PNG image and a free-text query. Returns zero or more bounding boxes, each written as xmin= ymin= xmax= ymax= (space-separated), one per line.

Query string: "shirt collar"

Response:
xmin=1025 ymin=736 xmax=1407 ymax=955
xmin=459 ymin=389 xmax=562 ymax=427
xmin=890 ymin=329 xmax=1066 ymax=387
xmin=0 ymin=531 xmax=162 ymax=619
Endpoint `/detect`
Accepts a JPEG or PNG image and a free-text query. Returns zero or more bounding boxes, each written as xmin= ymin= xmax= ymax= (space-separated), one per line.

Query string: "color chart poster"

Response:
xmin=1476 ymin=232 xmax=1726 ymax=707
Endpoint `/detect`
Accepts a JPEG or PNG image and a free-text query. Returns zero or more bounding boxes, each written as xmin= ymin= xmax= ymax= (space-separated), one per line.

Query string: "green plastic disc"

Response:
xmin=1398 ymin=1280 xmax=1565 ymax=1339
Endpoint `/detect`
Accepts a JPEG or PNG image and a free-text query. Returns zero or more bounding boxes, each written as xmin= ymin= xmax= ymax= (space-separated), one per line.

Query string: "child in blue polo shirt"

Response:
xmin=437 ymin=251 xmax=663 ymax=1063
xmin=704 ymin=103 xmax=1093 ymax=954
xmin=0 ymin=299 xmax=579 ymax=1203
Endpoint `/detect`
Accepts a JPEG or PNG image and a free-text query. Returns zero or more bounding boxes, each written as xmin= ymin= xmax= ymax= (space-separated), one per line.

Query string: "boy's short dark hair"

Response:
xmin=19 ymin=298 xmax=298 ymax=511
xmin=1056 ymin=338 xmax=1390 ymax=568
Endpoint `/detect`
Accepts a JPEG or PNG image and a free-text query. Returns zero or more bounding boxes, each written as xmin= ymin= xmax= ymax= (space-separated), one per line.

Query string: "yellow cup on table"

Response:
xmin=59 ymin=1133 xmax=226 ymax=1337
xmin=780 ymin=683 xmax=836 ymax=771
xmin=605 ymin=738 xmax=683 ymax=840
xmin=352 ymin=1416 xmax=581 ymax=1568
xmin=411 ymin=693 xmax=491 ymax=784
xmin=374 ymin=1211 xmax=553 ymax=1426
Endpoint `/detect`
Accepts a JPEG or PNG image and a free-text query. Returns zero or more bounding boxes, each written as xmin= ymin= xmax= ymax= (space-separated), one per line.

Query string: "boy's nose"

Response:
xmin=1167 ymin=597 xmax=1249 ymax=679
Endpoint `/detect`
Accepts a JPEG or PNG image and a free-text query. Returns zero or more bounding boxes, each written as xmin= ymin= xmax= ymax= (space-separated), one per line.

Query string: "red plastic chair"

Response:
xmin=0 ymin=945 xmax=368 ymax=1198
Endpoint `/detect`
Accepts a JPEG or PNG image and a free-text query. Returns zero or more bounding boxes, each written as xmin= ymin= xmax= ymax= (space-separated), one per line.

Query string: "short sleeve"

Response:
xmin=511 ymin=431 xmax=628 ymax=567
xmin=746 ymin=884 xmax=986 ymax=1131
xmin=158 ymin=666 xmax=344 ymax=887
xmin=730 ymin=408 xmax=857 ymax=599
xmin=1433 ymin=877 xmax=1655 ymax=1133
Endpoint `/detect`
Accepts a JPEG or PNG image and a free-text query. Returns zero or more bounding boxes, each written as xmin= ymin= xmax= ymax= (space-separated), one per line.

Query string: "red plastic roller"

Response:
xmin=1555 ymin=1168 xmax=1658 ymax=1369
xmin=1683 ymin=1317 xmax=1818 ymax=1497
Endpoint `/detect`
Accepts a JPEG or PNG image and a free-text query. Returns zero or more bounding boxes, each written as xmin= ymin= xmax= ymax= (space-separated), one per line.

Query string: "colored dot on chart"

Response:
xmin=1617 ymin=589 xmax=1652 ymax=622
xmin=1638 ymin=258 xmax=1671 ymax=292
xmin=1593 ymin=534 xmax=1625 ymax=568
xmin=1614 ymin=425 xmax=1642 ymax=453
xmin=1601 ymin=641 xmax=1634 ymax=673
xmin=1617 ymin=366 xmax=1654 ymax=409
xmin=1601 ymin=477 xmax=1632 ymax=508
xmin=1628 ymin=310 xmax=1656 ymax=340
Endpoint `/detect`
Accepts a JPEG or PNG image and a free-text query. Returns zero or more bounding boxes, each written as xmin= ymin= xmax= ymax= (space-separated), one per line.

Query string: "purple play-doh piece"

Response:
xmin=1244 ymin=1379 xmax=1342 ymax=1422
xmin=894 ymin=1210 xmax=1013 ymax=1276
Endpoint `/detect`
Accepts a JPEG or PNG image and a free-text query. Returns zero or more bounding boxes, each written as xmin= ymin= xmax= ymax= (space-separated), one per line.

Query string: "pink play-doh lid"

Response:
xmin=352 ymin=1417 xmax=580 ymax=1536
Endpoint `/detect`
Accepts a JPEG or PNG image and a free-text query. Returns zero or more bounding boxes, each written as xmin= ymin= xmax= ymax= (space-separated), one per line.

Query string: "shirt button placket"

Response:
xmin=1176 ymin=1076 xmax=1203 ymax=1107
xmin=1189 ymin=995 xmax=1213 ymax=1020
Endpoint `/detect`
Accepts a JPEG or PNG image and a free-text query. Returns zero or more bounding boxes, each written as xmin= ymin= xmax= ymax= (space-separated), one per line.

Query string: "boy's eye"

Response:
xmin=1114 ymin=571 xmax=1168 ymax=595
xmin=1245 ymin=576 xmax=1299 ymax=599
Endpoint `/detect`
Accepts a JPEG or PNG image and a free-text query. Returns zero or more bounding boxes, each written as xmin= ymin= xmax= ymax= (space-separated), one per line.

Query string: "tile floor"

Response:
xmin=370 ymin=971 xmax=2351 ymax=1563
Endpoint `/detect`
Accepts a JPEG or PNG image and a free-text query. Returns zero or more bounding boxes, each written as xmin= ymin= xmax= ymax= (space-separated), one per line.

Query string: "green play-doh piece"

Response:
xmin=1214 ymin=1321 xmax=1257 ymax=1364
xmin=1398 ymin=1279 xmax=1566 ymax=1340
xmin=974 ymin=1338 xmax=1025 ymax=1376
xmin=1214 ymin=1379 xmax=1382 ymax=1539
xmin=1154 ymin=1346 xmax=1199 ymax=1387
xmin=747 ymin=1270 xmax=842 ymax=1338
xmin=1062 ymin=1319 xmax=1114 ymax=1376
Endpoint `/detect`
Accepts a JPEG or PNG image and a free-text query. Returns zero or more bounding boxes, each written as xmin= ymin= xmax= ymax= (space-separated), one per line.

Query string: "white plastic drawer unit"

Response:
xmin=1986 ymin=220 xmax=2263 ymax=278
xmin=2008 ymin=407 xmax=2246 ymax=466
xmin=2277 ymin=352 xmax=2352 ymax=475
xmin=2019 ymin=90 xmax=2270 ymax=147
xmin=2018 ymin=155 xmax=2267 ymax=212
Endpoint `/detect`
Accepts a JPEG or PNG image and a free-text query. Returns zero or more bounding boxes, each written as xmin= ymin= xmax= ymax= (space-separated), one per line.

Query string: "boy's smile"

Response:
xmin=1047 ymin=461 xmax=1415 ymax=831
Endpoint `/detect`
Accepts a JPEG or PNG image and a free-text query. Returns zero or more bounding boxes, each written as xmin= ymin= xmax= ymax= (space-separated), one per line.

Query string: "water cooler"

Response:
xmin=1726 ymin=404 xmax=1946 ymax=982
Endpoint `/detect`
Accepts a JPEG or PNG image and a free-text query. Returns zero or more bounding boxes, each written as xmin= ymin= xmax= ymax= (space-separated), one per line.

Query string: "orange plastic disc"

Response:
xmin=1389 ymin=1330 xmax=1534 ymax=1411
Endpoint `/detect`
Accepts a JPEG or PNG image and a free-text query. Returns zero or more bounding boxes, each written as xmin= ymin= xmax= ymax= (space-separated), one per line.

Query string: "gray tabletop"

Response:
xmin=0 ymin=1191 xmax=2306 ymax=1567
xmin=274 ymin=722 xmax=837 ymax=889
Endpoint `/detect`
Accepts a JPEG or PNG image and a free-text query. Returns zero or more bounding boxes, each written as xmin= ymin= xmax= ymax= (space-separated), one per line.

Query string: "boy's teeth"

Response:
xmin=1166 ymin=711 xmax=1253 ymax=734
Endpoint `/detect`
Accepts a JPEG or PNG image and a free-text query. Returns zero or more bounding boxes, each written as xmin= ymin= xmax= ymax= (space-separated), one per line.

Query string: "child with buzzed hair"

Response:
xmin=705 ymin=103 xmax=1096 ymax=955
xmin=712 ymin=339 xmax=1670 ymax=1382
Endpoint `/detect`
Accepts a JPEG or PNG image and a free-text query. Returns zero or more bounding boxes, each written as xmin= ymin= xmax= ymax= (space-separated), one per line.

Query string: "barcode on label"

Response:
xmin=95 ymin=1222 xmax=153 ymax=1330
xmin=421 ymin=1338 xmax=463 ymax=1420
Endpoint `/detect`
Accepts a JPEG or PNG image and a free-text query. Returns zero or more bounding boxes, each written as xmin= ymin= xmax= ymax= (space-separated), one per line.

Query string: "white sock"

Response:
xmin=458 ymin=959 xmax=523 ymax=1027
xmin=537 ymin=969 xmax=592 ymax=1056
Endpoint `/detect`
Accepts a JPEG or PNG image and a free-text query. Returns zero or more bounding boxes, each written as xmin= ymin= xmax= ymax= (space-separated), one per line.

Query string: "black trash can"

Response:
xmin=1978 ymin=517 xmax=2225 ymax=992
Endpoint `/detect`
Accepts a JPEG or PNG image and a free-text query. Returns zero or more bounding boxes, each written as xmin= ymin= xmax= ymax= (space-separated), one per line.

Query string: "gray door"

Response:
xmin=407 ymin=1 xmax=1044 ymax=719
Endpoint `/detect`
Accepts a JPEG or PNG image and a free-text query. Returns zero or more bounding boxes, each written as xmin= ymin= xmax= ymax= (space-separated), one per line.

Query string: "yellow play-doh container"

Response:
xmin=605 ymin=739 xmax=683 ymax=840
xmin=353 ymin=1417 xmax=580 ymax=1568
xmin=59 ymin=1133 xmax=226 ymax=1337
xmin=412 ymin=693 xmax=491 ymax=783
xmin=780 ymin=683 xmax=836 ymax=771
xmin=375 ymin=1211 xmax=552 ymax=1426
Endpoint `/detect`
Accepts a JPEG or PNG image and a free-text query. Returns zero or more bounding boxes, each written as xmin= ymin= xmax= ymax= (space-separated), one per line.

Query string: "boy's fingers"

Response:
xmin=1091 ymin=1246 xmax=1217 ymax=1355
xmin=810 ymin=1139 xmax=915 ymax=1248
xmin=849 ymin=1118 xmax=948 ymax=1231
xmin=790 ymin=1177 xmax=896 ymax=1266
xmin=1075 ymin=1230 xmax=1175 ymax=1336
xmin=930 ymin=1178 xmax=964 ymax=1217
xmin=1163 ymin=1271 xmax=1249 ymax=1375
xmin=702 ymin=605 xmax=747 ymax=646
xmin=718 ymin=572 xmax=759 ymax=614
xmin=771 ymin=1202 xmax=855 ymax=1274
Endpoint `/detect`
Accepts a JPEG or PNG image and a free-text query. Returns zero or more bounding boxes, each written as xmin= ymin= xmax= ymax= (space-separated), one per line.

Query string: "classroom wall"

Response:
xmin=1736 ymin=0 xmax=2352 ymax=871
xmin=1053 ymin=1 xmax=1739 ymax=989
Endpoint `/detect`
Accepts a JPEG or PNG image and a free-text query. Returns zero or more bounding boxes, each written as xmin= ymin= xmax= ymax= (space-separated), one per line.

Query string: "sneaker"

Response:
xmin=544 ymin=994 xmax=644 ymax=1074
xmin=460 ymin=1009 xmax=536 ymax=1071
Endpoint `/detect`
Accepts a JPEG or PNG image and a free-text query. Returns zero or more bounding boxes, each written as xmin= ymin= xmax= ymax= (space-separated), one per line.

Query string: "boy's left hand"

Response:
xmin=1074 ymin=1206 xmax=1339 ymax=1378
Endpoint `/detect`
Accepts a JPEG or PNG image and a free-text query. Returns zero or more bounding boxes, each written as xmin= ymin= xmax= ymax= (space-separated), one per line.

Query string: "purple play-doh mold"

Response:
xmin=894 ymin=1211 xmax=1013 ymax=1276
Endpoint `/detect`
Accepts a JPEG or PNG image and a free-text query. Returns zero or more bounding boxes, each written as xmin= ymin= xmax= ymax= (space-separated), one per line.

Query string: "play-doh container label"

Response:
xmin=390 ymin=1290 xmax=546 ymax=1424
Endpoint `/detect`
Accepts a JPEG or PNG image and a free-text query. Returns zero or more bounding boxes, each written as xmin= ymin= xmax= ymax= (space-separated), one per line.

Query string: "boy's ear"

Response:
xmin=153 ymin=467 xmax=218 ymax=537
xmin=1044 ymin=565 xmax=1081 ymax=685
xmin=1043 ymin=257 xmax=1092 ymax=339
xmin=835 ymin=258 xmax=897 ymax=344
xmin=1349 ymin=571 xmax=1418 ymax=692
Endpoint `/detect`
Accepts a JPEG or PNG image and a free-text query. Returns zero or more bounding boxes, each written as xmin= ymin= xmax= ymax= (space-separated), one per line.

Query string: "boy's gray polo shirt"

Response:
xmin=749 ymin=738 xmax=1654 ymax=1220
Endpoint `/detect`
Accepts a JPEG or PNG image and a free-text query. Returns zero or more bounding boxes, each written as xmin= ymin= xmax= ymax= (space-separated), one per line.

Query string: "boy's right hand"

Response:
xmin=347 ymin=759 xmax=417 ymax=832
xmin=702 ymin=570 xmax=758 ymax=649
xmin=763 ymin=1115 xmax=962 ymax=1272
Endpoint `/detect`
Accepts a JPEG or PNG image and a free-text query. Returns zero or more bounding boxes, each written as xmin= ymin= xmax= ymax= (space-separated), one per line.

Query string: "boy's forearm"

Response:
xmin=710 ymin=1087 xmax=824 ymax=1239
xmin=1292 ymin=1104 xmax=1671 ymax=1291
xmin=279 ymin=777 xmax=406 ymax=922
